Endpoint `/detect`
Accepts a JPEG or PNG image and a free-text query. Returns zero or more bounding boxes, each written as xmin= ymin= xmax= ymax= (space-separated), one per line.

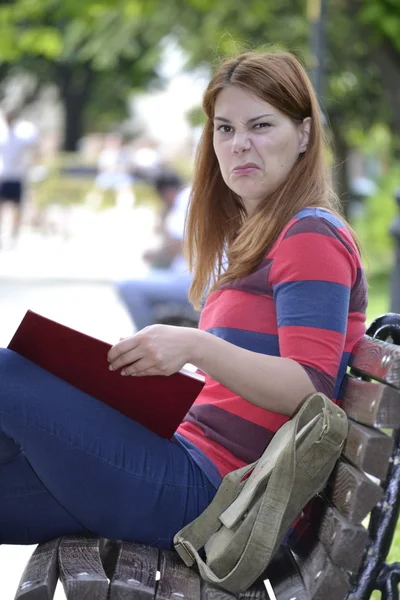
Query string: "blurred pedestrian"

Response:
xmin=0 ymin=109 xmax=39 ymax=248
xmin=116 ymin=171 xmax=196 ymax=330
xmin=85 ymin=133 xmax=135 ymax=211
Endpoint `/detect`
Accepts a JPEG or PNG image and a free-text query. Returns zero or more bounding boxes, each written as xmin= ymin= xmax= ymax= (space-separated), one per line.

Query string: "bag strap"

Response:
xmin=174 ymin=403 xmax=303 ymax=564
xmin=174 ymin=393 xmax=347 ymax=592
xmin=174 ymin=462 xmax=253 ymax=566
xmin=175 ymin=408 xmax=299 ymax=588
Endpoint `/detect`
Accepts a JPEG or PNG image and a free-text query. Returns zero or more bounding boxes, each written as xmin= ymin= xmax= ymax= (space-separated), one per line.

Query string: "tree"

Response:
xmin=359 ymin=0 xmax=400 ymax=156
xmin=0 ymin=0 xmax=169 ymax=150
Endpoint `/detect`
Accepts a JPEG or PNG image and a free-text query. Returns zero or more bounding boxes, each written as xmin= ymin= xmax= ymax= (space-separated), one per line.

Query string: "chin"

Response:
xmin=231 ymin=182 xmax=266 ymax=200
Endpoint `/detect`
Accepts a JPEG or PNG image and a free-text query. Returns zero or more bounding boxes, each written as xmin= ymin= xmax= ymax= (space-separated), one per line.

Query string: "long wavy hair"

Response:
xmin=185 ymin=51 xmax=357 ymax=309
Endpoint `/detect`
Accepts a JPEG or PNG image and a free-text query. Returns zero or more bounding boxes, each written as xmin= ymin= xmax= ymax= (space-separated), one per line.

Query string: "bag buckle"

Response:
xmin=174 ymin=540 xmax=196 ymax=567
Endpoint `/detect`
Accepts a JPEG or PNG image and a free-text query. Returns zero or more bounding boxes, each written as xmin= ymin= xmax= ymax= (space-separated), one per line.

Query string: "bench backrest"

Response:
xmin=268 ymin=316 xmax=400 ymax=600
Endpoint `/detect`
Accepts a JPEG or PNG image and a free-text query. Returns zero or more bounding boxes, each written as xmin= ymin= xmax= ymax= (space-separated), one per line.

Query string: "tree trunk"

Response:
xmin=56 ymin=63 xmax=95 ymax=152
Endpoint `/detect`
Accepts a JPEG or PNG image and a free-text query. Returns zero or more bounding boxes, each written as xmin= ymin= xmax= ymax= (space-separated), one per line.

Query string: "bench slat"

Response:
xmin=201 ymin=584 xmax=237 ymax=599
xmin=263 ymin=546 xmax=309 ymax=600
xmin=290 ymin=536 xmax=350 ymax=600
xmin=237 ymin=580 xmax=270 ymax=599
xmin=328 ymin=459 xmax=383 ymax=523
xmin=298 ymin=496 xmax=368 ymax=573
xmin=58 ymin=535 xmax=109 ymax=600
xmin=14 ymin=537 xmax=60 ymax=600
xmin=315 ymin=499 xmax=368 ymax=571
xmin=109 ymin=541 xmax=158 ymax=599
xmin=157 ymin=549 xmax=201 ymax=599
xmin=350 ymin=336 xmax=400 ymax=388
xmin=202 ymin=574 xmax=269 ymax=599
xmin=343 ymin=418 xmax=394 ymax=480
xmin=342 ymin=375 xmax=400 ymax=428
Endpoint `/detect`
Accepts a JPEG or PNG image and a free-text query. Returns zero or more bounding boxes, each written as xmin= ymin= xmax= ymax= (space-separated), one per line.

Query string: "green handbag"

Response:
xmin=174 ymin=392 xmax=348 ymax=594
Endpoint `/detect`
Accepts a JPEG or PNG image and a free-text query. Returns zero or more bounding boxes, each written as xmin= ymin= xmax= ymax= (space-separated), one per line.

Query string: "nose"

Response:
xmin=232 ymin=130 xmax=250 ymax=154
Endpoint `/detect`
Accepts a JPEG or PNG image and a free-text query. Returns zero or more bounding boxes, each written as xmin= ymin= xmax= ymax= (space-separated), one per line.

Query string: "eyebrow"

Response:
xmin=213 ymin=113 xmax=275 ymax=123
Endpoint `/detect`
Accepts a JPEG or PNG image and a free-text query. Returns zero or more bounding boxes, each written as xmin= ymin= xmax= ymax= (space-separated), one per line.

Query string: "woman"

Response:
xmin=0 ymin=51 xmax=367 ymax=548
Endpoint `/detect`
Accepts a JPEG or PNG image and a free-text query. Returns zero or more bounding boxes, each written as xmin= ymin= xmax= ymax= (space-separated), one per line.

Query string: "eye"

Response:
xmin=216 ymin=125 xmax=233 ymax=133
xmin=253 ymin=122 xmax=271 ymax=129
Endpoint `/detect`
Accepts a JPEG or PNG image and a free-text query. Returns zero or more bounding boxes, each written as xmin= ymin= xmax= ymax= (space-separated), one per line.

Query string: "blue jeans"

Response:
xmin=0 ymin=348 xmax=218 ymax=547
xmin=116 ymin=269 xmax=193 ymax=330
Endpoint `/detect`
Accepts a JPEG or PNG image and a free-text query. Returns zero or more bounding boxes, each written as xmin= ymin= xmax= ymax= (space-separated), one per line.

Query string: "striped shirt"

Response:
xmin=176 ymin=207 xmax=367 ymax=478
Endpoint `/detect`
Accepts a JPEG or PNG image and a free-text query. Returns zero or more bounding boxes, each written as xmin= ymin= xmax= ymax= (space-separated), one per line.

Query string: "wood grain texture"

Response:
xmin=202 ymin=579 xmax=269 ymax=600
xmin=290 ymin=536 xmax=350 ymax=600
xmin=296 ymin=496 xmax=368 ymax=573
xmin=58 ymin=535 xmax=109 ymax=600
xmin=328 ymin=460 xmax=383 ymax=523
xmin=14 ymin=537 xmax=60 ymax=600
xmin=202 ymin=548 xmax=308 ymax=599
xmin=201 ymin=582 xmax=238 ymax=600
xmin=342 ymin=375 xmax=400 ymax=428
xmin=109 ymin=541 xmax=158 ymax=600
xmin=262 ymin=546 xmax=309 ymax=600
xmin=350 ymin=335 xmax=400 ymax=388
xmin=157 ymin=549 xmax=201 ymax=599
xmin=342 ymin=418 xmax=394 ymax=480
xmin=316 ymin=502 xmax=368 ymax=572
xmin=236 ymin=580 xmax=270 ymax=600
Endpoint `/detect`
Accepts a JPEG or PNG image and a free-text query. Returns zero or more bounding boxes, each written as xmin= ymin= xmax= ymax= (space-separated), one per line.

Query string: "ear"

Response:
xmin=298 ymin=117 xmax=311 ymax=154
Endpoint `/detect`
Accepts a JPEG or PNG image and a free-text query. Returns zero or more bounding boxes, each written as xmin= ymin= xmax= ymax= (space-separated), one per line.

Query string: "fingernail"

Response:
xmin=121 ymin=370 xmax=126 ymax=376
xmin=109 ymin=364 xmax=113 ymax=371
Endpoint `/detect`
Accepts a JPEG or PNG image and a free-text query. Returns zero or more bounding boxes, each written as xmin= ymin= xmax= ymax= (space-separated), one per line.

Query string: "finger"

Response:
xmin=121 ymin=357 xmax=156 ymax=376
xmin=109 ymin=347 xmax=145 ymax=372
xmin=107 ymin=336 xmax=140 ymax=363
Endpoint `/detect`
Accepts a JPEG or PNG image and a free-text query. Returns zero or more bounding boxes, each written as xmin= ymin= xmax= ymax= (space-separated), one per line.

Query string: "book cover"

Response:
xmin=7 ymin=310 xmax=205 ymax=439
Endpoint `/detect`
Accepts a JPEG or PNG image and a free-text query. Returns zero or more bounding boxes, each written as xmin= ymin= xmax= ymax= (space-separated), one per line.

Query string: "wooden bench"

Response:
xmin=13 ymin=313 xmax=400 ymax=600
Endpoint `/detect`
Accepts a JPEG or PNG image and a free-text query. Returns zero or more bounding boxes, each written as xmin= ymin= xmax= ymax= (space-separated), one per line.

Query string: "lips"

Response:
xmin=232 ymin=163 xmax=260 ymax=174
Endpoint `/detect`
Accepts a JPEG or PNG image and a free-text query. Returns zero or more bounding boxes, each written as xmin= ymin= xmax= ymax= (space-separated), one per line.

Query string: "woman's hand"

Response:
xmin=107 ymin=325 xmax=199 ymax=377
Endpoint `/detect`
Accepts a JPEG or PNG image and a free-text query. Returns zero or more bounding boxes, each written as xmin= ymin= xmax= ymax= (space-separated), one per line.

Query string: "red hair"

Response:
xmin=184 ymin=51 xmax=357 ymax=308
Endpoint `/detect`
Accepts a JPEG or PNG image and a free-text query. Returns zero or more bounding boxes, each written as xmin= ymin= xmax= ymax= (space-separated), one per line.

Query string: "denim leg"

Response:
xmin=116 ymin=270 xmax=191 ymax=330
xmin=0 ymin=348 xmax=217 ymax=547
xmin=0 ymin=431 xmax=87 ymax=544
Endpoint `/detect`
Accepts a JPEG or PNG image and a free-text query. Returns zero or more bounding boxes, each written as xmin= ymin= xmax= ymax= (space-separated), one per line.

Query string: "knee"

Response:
xmin=116 ymin=279 xmax=130 ymax=301
xmin=0 ymin=348 xmax=29 ymax=374
xmin=116 ymin=278 xmax=144 ymax=301
xmin=0 ymin=349 xmax=20 ymax=390
xmin=0 ymin=347 xmax=17 ymax=363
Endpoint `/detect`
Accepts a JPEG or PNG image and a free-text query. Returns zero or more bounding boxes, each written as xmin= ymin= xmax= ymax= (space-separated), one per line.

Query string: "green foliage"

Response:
xmin=170 ymin=0 xmax=308 ymax=69
xmin=185 ymin=105 xmax=206 ymax=128
xmin=354 ymin=165 xmax=400 ymax=273
xmin=0 ymin=0 xmax=168 ymax=65
xmin=365 ymin=270 xmax=390 ymax=320
xmin=0 ymin=2 xmax=165 ymax=68
xmin=347 ymin=123 xmax=392 ymax=158
xmin=0 ymin=0 xmax=172 ymax=148
xmin=361 ymin=0 xmax=400 ymax=51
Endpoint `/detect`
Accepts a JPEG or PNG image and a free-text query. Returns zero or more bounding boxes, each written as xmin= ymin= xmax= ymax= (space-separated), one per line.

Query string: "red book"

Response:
xmin=7 ymin=310 xmax=205 ymax=439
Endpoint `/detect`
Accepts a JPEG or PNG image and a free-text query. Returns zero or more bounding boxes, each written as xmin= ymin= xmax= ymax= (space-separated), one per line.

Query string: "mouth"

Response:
xmin=232 ymin=163 xmax=260 ymax=175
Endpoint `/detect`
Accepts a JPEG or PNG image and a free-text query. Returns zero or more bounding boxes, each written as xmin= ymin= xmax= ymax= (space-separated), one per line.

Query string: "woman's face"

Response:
xmin=213 ymin=85 xmax=311 ymax=215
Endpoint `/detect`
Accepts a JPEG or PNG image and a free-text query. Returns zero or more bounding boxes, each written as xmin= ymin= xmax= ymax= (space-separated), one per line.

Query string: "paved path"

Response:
xmin=0 ymin=205 xmax=157 ymax=598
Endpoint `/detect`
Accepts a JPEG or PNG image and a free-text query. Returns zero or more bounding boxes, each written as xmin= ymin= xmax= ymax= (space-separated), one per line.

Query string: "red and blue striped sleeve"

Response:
xmin=269 ymin=215 xmax=360 ymax=399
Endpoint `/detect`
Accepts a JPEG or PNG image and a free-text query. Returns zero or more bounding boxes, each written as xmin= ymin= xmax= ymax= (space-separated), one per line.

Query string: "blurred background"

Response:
xmin=0 ymin=0 xmax=399 ymax=597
